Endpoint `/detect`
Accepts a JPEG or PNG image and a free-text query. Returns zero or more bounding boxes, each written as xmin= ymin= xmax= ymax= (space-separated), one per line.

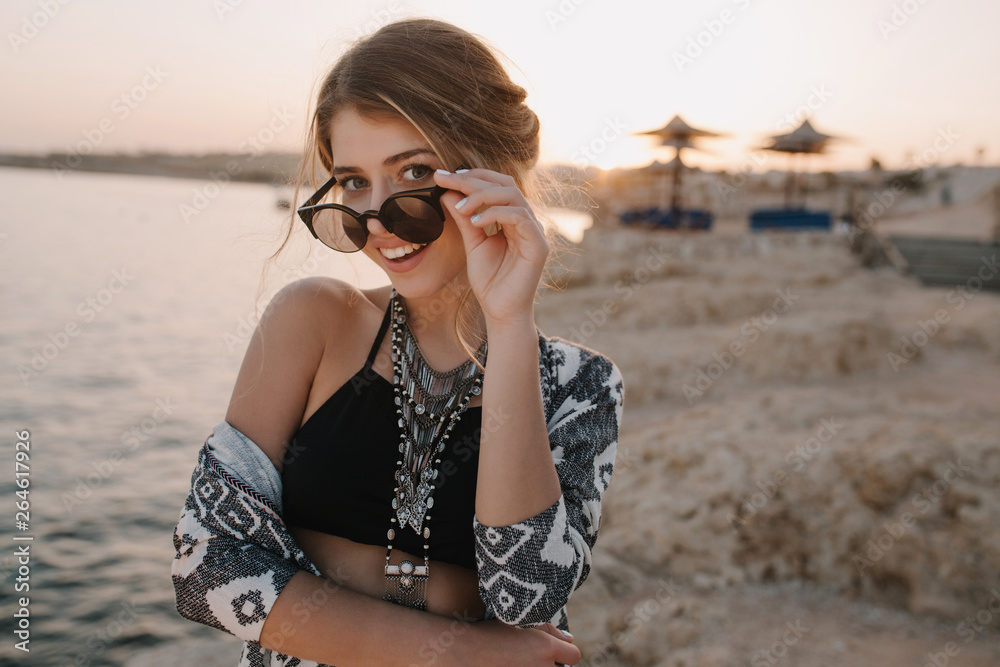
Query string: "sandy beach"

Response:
xmin=538 ymin=205 xmax=1000 ymax=665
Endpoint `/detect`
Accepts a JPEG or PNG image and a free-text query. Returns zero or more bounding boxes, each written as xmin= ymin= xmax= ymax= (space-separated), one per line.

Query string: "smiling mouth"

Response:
xmin=379 ymin=242 xmax=426 ymax=260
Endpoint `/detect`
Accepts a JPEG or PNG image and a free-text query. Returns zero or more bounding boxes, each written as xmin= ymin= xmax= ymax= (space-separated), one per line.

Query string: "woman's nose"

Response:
xmin=364 ymin=185 xmax=395 ymax=237
xmin=366 ymin=214 xmax=391 ymax=237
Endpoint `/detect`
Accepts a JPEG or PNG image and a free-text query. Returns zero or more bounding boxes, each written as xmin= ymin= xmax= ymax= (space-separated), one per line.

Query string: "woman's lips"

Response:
xmin=379 ymin=242 xmax=429 ymax=271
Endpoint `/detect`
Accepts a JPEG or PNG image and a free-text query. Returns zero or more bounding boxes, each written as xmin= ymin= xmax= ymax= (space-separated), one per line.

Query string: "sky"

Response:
xmin=1 ymin=0 xmax=999 ymax=172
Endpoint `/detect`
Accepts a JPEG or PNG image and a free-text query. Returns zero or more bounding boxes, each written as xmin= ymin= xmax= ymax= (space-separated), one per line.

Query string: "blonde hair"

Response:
xmin=268 ymin=18 xmax=552 ymax=365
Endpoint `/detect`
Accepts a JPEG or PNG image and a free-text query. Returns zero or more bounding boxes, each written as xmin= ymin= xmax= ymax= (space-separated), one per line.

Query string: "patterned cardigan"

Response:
xmin=171 ymin=333 xmax=624 ymax=667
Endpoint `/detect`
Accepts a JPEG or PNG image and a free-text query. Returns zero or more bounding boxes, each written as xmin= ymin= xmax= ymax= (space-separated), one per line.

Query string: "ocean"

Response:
xmin=0 ymin=166 xmax=415 ymax=666
xmin=0 ymin=166 xmax=591 ymax=666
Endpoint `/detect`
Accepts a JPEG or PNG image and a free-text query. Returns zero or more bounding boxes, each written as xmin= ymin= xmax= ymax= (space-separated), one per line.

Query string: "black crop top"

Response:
xmin=281 ymin=300 xmax=481 ymax=571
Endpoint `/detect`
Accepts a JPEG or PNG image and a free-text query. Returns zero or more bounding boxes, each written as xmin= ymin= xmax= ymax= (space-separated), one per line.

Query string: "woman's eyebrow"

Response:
xmin=384 ymin=148 xmax=437 ymax=166
xmin=332 ymin=148 xmax=438 ymax=175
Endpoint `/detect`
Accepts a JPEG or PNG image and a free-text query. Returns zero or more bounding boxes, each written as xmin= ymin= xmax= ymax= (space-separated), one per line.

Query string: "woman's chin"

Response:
xmin=386 ymin=271 xmax=471 ymax=304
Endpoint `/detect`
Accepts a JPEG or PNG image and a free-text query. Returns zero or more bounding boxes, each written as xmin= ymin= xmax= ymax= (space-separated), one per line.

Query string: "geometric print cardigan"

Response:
xmin=171 ymin=333 xmax=624 ymax=667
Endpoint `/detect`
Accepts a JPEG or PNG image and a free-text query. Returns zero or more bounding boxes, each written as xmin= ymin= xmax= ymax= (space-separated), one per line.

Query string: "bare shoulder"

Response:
xmin=224 ymin=276 xmax=376 ymax=471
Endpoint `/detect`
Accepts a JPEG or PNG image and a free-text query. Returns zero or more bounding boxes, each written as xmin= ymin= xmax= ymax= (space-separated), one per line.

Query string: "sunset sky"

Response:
xmin=2 ymin=0 xmax=998 ymax=172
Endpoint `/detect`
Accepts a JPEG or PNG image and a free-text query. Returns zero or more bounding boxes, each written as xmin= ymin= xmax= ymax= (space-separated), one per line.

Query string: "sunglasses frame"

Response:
xmin=296 ymin=175 xmax=448 ymax=253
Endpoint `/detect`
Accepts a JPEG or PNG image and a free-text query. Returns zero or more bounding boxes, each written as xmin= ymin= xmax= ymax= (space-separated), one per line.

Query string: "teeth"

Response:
xmin=379 ymin=243 xmax=425 ymax=259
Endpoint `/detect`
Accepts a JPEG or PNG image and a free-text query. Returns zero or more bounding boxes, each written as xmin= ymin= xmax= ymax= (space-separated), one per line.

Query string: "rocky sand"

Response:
xmin=540 ymin=225 xmax=1000 ymax=666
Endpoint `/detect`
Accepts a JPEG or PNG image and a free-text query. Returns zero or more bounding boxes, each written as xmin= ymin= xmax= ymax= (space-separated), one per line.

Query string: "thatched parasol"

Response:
xmin=637 ymin=115 xmax=725 ymax=215
xmin=761 ymin=119 xmax=840 ymax=208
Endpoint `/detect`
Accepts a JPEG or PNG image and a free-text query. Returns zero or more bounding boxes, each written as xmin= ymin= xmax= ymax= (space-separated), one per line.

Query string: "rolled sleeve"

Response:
xmin=171 ymin=446 xmax=315 ymax=643
xmin=474 ymin=347 xmax=624 ymax=627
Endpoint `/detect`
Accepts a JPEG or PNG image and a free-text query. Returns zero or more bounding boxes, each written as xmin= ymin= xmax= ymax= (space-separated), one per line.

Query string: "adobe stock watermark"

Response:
xmin=717 ymin=86 xmax=831 ymax=201
xmin=885 ymin=254 xmax=998 ymax=372
xmin=751 ymin=618 xmax=811 ymax=666
xmin=847 ymin=179 xmax=907 ymax=241
xmin=51 ymin=66 xmax=169 ymax=180
xmin=70 ymin=600 xmax=146 ymax=666
xmin=774 ymin=85 xmax=833 ymax=132
xmin=728 ymin=417 xmax=845 ymax=532
xmin=571 ymin=117 xmax=629 ymax=167
xmin=673 ymin=0 xmax=753 ymax=72
xmin=431 ymin=407 xmax=510 ymax=491
xmin=921 ymin=589 xmax=1000 ymax=667
xmin=878 ymin=0 xmax=932 ymax=39
xmin=16 ymin=268 xmax=133 ymax=385
xmin=61 ymin=397 xmax=177 ymax=513
xmin=263 ymin=564 xmax=350 ymax=652
xmin=903 ymin=126 xmax=960 ymax=169
xmin=585 ymin=579 xmax=682 ymax=667
xmin=566 ymin=243 xmax=670 ymax=345
xmin=336 ymin=277 xmax=476 ymax=398
xmin=411 ymin=609 xmax=480 ymax=665
xmin=941 ymin=588 xmax=1000 ymax=666
xmin=179 ymin=107 xmax=293 ymax=223
xmin=430 ymin=81 xmax=504 ymax=144
xmin=351 ymin=0 xmax=405 ymax=38
xmin=213 ymin=0 xmax=246 ymax=20
xmin=682 ymin=287 xmax=799 ymax=404
xmin=716 ymin=150 xmax=769 ymax=202
xmin=849 ymin=126 xmax=959 ymax=240
xmin=223 ymin=254 xmax=332 ymax=353
xmin=8 ymin=0 xmax=72 ymax=53
xmin=545 ymin=0 xmax=591 ymax=30
xmin=852 ymin=459 xmax=971 ymax=575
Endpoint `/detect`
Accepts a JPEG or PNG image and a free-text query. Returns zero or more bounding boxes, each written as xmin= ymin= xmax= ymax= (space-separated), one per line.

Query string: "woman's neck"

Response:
xmin=394 ymin=276 xmax=486 ymax=369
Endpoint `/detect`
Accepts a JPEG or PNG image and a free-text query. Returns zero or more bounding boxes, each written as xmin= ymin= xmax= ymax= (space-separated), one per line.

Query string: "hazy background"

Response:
xmin=2 ymin=0 xmax=999 ymax=171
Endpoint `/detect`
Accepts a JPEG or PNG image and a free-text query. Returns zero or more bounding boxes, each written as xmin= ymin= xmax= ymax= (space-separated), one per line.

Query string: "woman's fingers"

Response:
xmin=454 ymin=186 xmax=526 ymax=217
xmin=537 ymin=622 xmax=575 ymax=643
xmin=552 ymin=634 xmax=582 ymax=665
xmin=434 ymin=170 xmax=526 ymax=211
xmin=467 ymin=205 xmax=530 ymax=230
xmin=445 ymin=167 xmax=516 ymax=188
xmin=435 ymin=170 xmax=545 ymax=247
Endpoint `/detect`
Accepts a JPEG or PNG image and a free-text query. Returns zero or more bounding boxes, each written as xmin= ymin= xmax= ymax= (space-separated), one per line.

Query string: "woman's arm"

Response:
xmin=172 ymin=447 xmax=580 ymax=666
xmin=259 ymin=570 xmax=580 ymax=666
xmin=433 ymin=168 xmax=625 ymax=628
xmin=473 ymin=340 xmax=624 ymax=627
xmin=223 ymin=277 xmax=333 ymax=472
xmin=475 ymin=319 xmax=561 ymax=526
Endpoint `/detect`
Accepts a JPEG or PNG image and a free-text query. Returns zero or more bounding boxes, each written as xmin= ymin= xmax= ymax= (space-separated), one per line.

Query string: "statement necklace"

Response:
xmin=382 ymin=289 xmax=486 ymax=610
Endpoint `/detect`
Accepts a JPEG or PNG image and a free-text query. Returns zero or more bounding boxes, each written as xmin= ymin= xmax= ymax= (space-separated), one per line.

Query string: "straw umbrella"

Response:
xmin=761 ymin=119 xmax=838 ymax=209
xmin=637 ymin=115 xmax=724 ymax=217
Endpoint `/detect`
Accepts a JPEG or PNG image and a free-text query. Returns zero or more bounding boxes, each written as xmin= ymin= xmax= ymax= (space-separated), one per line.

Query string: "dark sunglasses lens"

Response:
xmin=311 ymin=208 xmax=367 ymax=252
xmin=383 ymin=196 xmax=444 ymax=244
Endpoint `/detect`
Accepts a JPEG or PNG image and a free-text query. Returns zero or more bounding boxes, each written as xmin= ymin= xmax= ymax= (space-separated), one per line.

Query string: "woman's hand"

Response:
xmin=451 ymin=619 xmax=580 ymax=666
xmin=434 ymin=168 xmax=549 ymax=330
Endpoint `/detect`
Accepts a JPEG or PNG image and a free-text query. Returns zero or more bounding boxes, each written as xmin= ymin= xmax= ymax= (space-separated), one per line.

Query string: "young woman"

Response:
xmin=172 ymin=18 xmax=623 ymax=667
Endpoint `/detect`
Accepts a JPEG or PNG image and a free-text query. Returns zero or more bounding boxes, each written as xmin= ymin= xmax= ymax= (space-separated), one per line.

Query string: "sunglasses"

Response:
xmin=297 ymin=175 xmax=449 ymax=253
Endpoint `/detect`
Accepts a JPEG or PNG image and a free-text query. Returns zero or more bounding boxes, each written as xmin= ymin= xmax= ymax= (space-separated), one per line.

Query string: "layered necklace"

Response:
xmin=382 ymin=289 xmax=487 ymax=610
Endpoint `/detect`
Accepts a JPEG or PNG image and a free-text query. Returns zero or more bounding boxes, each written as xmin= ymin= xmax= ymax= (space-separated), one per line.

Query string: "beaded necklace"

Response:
xmin=382 ymin=289 xmax=486 ymax=610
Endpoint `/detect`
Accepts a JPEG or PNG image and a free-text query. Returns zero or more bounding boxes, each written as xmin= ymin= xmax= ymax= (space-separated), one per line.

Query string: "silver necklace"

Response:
xmin=382 ymin=289 xmax=486 ymax=610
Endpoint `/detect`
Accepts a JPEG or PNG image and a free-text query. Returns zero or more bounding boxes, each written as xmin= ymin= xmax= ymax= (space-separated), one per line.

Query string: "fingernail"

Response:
xmin=455 ymin=197 xmax=468 ymax=210
xmin=436 ymin=169 xmax=451 ymax=175
xmin=470 ymin=213 xmax=481 ymax=224
xmin=456 ymin=169 xmax=470 ymax=174
xmin=561 ymin=630 xmax=573 ymax=638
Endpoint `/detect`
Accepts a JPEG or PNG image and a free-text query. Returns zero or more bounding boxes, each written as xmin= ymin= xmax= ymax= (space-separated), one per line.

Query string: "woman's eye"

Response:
xmin=402 ymin=164 xmax=432 ymax=182
xmin=339 ymin=176 xmax=367 ymax=191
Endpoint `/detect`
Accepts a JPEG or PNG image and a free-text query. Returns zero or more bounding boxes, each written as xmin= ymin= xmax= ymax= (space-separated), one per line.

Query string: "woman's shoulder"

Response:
xmin=266 ymin=275 xmax=378 ymax=312
xmin=263 ymin=276 xmax=390 ymax=333
xmin=535 ymin=331 xmax=624 ymax=400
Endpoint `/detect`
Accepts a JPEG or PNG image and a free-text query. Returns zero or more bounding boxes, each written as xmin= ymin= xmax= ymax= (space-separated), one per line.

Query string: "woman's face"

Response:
xmin=327 ymin=107 xmax=467 ymax=299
